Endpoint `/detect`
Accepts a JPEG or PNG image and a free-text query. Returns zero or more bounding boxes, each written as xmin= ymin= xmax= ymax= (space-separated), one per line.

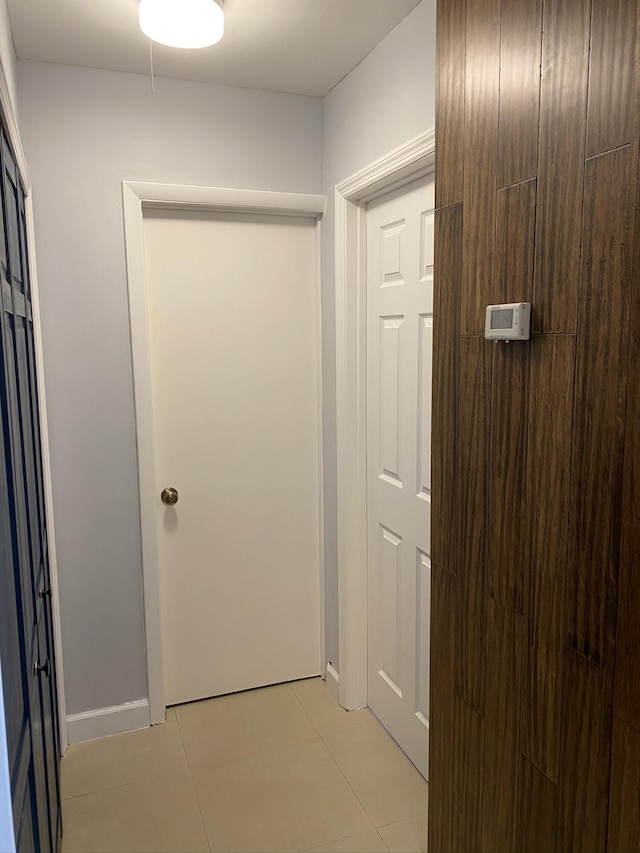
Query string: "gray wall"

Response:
xmin=0 ymin=0 xmax=16 ymax=119
xmin=17 ymin=61 xmax=323 ymax=716
xmin=321 ymin=0 xmax=436 ymax=671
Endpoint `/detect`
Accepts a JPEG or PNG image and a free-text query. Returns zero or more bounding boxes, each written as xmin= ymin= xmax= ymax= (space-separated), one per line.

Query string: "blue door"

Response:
xmin=0 ymin=123 xmax=61 ymax=851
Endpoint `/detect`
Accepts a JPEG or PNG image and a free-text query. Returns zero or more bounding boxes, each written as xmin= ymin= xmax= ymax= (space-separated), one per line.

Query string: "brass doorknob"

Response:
xmin=161 ymin=487 xmax=179 ymax=506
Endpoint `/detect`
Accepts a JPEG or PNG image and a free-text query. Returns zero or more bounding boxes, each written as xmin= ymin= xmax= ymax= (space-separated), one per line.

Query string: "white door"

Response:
xmin=366 ymin=174 xmax=434 ymax=778
xmin=143 ymin=209 xmax=322 ymax=707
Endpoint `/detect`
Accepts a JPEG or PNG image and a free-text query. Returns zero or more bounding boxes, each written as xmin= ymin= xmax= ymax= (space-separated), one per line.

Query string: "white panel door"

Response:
xmin=366 ymin=174 xmax=434 ymax=778
xmin=143 ymin=210 xmax=321 ymax=706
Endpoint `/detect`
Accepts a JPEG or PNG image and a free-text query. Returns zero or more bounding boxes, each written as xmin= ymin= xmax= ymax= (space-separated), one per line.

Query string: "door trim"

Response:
xmin=334 ymin=130 xmax=435 ymax=710
xmin=122 ymin=181 xmax=326 ymax=724
xmin=0 ymin=49 xmax=68 ymax=755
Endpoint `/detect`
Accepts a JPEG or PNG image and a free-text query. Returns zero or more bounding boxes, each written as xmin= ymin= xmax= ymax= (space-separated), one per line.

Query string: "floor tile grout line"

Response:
xmin=296 ymin=826 xmax=391 ymax=853
xmin=173 ymin=705 xmax=195 ymax=772
xmin=172 ymin=706 xmax=212 ymax=852
xmin=287 ymin=679 xmax=326 ymax=738
xmin=189 ymin=772 xmax=213 ymax=853
xmin=316 ymin=732 xmax=381 ymax=831
xmin=289 ymin=678 xmax=381 ymax=739
xmin=320 ymin=729 xmax=429 ymax=833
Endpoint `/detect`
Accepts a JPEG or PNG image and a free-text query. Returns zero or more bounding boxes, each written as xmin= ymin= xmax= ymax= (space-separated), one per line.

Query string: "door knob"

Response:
xmin=161 ymin=487 xmax=179 ymax=506
xmin=38 ymin=587 xmax=52 ymax=599
xmin=34 ymin=659 xmax=50 ymax=678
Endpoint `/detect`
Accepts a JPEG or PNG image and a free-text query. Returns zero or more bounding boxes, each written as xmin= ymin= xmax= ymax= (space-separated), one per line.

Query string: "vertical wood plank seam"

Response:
xmin=558 ymin=0 xmax=594 ymax=776
xmin=607 ymin=136 xmax=640 ymax=853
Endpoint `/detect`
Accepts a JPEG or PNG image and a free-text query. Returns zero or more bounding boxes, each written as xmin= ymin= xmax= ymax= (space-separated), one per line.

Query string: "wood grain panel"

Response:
xmin=431 ymin=204 xmax=462 ymax=574
xmin=488 ymin=181 xmax=536 ymax=611
xmin=455 ymin=336 xmax=491 ymax=712
xmin=428 ymin=563 xmax=456 ymax=853
xmin=607 ymin=718 xmax=640 ymax=853
xmin=461 ymin=0 xmax=500 ymax=334
xmin=518 ymin=757 xmax=558 ymax=853
xmin=435 ymin=0 xmax=465 ymax=209
xmin=558 ymin=650 xmax=614 ymax=853
xmin=452 ymin=697 xmax=483 ymax=853
xmin=586 ymin=0 xmax=637 ymax=158
xmin=495 ymin=179 xmax=536 ymax=307
xmin=482 ymin=600 xmax=522 ymax=852
xmin=614 ymin=156 xmax=640 ymax=732
xmin=497 ymin=0 xmax=543 ymax=187
xmin=488 ymin=341 xmax=529 ymax=612
xmin=533 ymin=0 xmax=591 ymax=333
xmin=566 ymin=145 xmax=635 ymax=668
xmin=521 ymin=335 xmax=575 ymax=782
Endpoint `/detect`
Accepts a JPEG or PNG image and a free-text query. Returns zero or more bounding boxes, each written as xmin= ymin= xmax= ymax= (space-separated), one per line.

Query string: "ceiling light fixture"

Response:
xmin=139 ymin=0 xmax=224 ymax=49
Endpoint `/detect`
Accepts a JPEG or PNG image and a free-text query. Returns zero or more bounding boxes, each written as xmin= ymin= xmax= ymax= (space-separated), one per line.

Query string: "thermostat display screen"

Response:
xmin=490 ymin=308 xmax=514 ymax=330
xmin=484 ymin=302 xmax=532 ymax=341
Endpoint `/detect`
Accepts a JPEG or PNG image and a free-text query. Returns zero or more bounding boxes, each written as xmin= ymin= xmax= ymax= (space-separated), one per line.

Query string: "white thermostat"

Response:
xmin=484 ymin=302 xmax=531 ymax=342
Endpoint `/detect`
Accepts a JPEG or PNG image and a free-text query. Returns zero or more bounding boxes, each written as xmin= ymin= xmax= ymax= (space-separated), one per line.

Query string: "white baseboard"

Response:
xmin=66 ymin=699 xmax=151 ymax=745
xmin=325 ymin=662 xmax=340 ymax=702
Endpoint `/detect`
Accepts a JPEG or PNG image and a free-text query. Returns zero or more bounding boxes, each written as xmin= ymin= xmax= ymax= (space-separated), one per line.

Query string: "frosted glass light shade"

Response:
xmin=139 ymin=0 xmax=224 ymax=49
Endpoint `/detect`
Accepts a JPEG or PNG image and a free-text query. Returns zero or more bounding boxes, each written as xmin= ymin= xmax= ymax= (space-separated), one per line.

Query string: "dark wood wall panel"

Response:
xmin=558 ymin=650 xmax=613 ymax=853
xmin=607 ymin=718 xmax=640 ymax=853
xmin=488 ymin=343 xmax=529 ymax=612
xmin=586 ymin=0 xmax=637 ymax=158
xmin=532 ymin=0 xmax=591 ymax=333
xmin=455 ymin=336 xmax=490 ymax=711
xmin=461 ymin=0 xmax=500 ymax=333
xmin=495 ymin=180 xmax=536 ymax=307
xmin=482 ymin=600 xmax=522 ymax=852
xmin=431 ymin=204 xmax=462 ymax=574
xmin=497 ymin=0 xmax=542 ymax=188
xmin=518 ymin=757 xmax=558 ymax=853
xmin=613 ymin=150 xmax=640 ymax=736
xmin=565 ymin=145 xmax=635 ymax=668
xmin=432 ymin=0 xmax=640 ymax=846
xmin=521 ymin=334 xmax=574 ymax=782
xmin=452 ymin=697 xmax=484 ymax=853
xmin=428 ymin=563 xmax=457 ymax=853
xmin=435 ymin=0 xmax=465 ymax=209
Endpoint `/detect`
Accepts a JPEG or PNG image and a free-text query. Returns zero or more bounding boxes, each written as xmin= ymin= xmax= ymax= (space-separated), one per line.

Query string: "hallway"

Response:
xmin=59 ymin=678 xmax=428 ymax=853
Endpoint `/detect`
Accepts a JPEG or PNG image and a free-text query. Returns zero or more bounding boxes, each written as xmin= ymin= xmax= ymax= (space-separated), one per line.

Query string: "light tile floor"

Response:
xmin=61 ymin=678 xmax=428 ymax=853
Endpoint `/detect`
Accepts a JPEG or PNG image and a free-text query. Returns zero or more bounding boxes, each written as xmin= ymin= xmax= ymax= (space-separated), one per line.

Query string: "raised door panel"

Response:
xmin=367 ymin=175 xmax=433 ymax=778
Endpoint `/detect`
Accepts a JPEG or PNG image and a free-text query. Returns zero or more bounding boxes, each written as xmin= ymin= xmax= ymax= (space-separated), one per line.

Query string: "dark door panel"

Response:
xmin=0 ymin=123 xmax=61 ymax=851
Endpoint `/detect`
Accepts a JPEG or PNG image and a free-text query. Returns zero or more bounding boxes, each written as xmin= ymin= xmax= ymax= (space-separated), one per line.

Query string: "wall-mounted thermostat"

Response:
xmin=484 ymin=302 xmax=531 ymax=342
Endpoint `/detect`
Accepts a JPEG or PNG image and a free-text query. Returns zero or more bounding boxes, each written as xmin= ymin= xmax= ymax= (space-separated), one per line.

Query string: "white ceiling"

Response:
xmin=7 ymin=0 xmax=423 ymax=97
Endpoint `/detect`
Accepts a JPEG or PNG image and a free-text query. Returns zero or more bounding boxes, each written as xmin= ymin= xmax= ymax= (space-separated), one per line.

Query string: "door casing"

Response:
xmin=122 ymin=182 xmax=326 ymax=724
xmin=334 ymin=129 xmax=435 ymax=711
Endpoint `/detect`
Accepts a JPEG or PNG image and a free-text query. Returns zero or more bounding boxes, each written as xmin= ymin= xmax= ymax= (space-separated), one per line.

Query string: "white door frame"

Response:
xmin=0 ymin=53 xmax=68 ymax=756
xmin=334 ymin=129 xmax=435 ymax=711
xmin=122 ymin=181 xmax=326 ymax=724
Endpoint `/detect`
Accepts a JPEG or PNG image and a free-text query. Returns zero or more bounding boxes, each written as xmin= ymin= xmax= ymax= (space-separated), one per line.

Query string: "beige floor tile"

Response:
xmin=61 ymin=770 xmax=210 ymax=853
xmin=378 ymin=815 xmax=427 ymax=853
xmin=303 ymin=828 xmax=389 ymax=852
xmin=291 ymin=678 xmax=377 ymax=736
xmin=175 ymin=682 xmax=319 ymax=769
xmin=61 ymin=715 xmax=188 ymax=799
xmin=193 ymin=738 xmax=373 ymax=852
xmin=322 ymin=725 xmax=428 ymax=827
